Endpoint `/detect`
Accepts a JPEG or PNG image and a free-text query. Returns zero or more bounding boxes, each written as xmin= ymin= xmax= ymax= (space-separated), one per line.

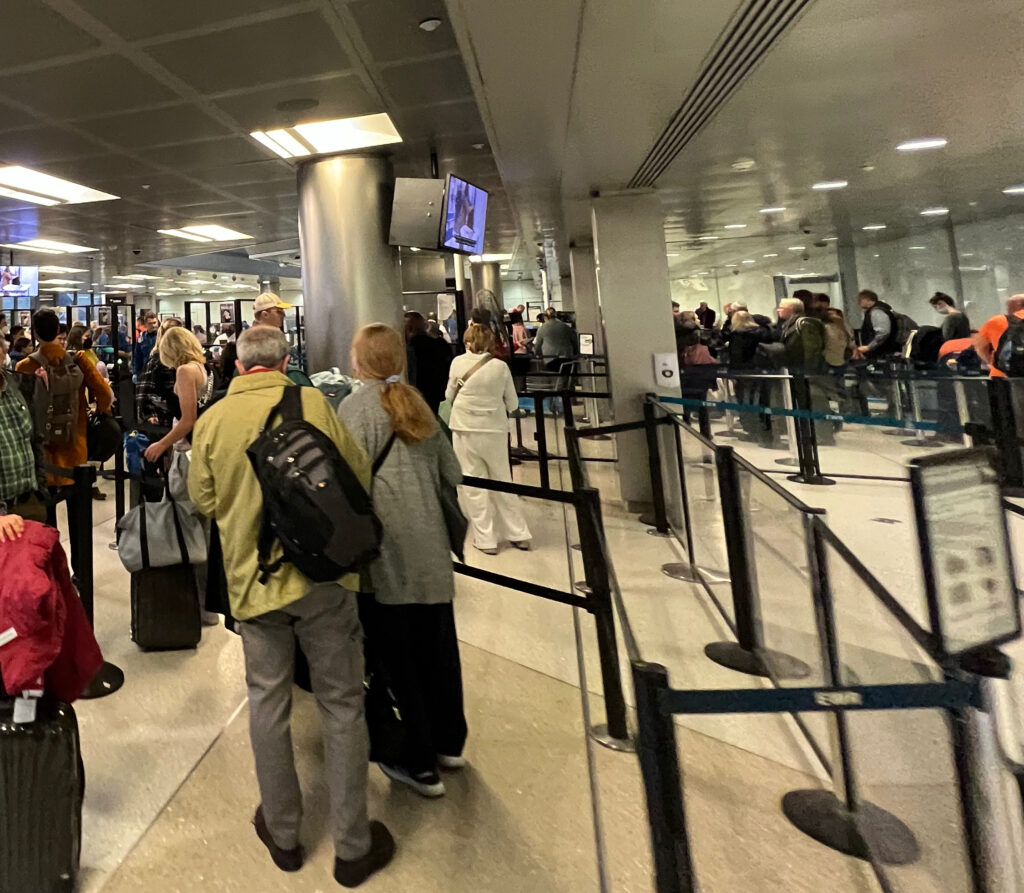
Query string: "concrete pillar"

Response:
xmin=836 ymin=238 xmax=860 ymax=322
xmin=591 ymin=192 xmax=677 ymax=508
xmin=296 ymin=153 xmax=403 ymax=373
xmin=470 ymin=261 xmax=503 ymax=307
xmin=570 ymin=245 xmax=603 ymax=354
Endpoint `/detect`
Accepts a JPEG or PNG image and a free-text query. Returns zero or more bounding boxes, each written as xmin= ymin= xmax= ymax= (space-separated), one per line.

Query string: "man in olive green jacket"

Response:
xmin=188 ymin=326 xmax=395 ymax=886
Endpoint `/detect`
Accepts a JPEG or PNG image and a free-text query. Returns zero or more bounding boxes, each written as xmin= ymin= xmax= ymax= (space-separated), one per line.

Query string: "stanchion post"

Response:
xmin=643 ymin=400 xmax=670 ymax=534
xmin=988 ymin=378 xmax=1024 ymax=490
xmin=632 ymin=661 xmax=696 ymax=893
xmin=534 ymin=394 xmax=550 ymax=489
xmin=716 ymin=446 xmax=759 ymax=654
xmin=70 ymin=465 xmax=96 ymax=625
xmin=575 ymin=486 xmax=632 ymax=748
xmin=787 ymin=375 xmax=835 ymax=487
xmin=114 ymin=422 xmax=126 ymax=533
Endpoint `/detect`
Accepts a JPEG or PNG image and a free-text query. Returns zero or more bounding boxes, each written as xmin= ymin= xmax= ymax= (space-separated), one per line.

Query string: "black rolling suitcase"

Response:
xmin=131 ymin=564 xmax=202 ymax=651
xmin=0 ymin=699 xmax=83 ymax=893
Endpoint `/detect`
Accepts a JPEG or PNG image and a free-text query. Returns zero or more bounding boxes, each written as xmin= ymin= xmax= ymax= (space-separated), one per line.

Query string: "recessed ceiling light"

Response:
xmin=920 ymin=207 xmax=949 ymax=216
xmin=812 ymin=180 xmax=848 ymax=191
xmin=697 ymin=235 xmax=718 ymax=241
xmin=897 ymin=138 xmax=948 ymax=152
xmin=862 ymin=224 xmax=887 ymax=231
xmin=742 ymin=259 xmax=756 ymax=264
xmin=909 ymin=246 xmax=927 ymax=250
xmin=759 ymin=207 xmax=786 ymax=214
xmin=731 ymin=158 xmax=756 ymax=171
xmin=861 ymin=164 xmax=876 ymax=172
xmin=763 ymin=253 xmax=779 ymax=258
xmin=695 ymin=270 xmax=710 ymax=275
xmin=822 ymin=236 xmax=838 ymax=242
xmin=961 ymin=252 xmax=975 ymax=258
xmin=0 ymin=166 xmax=118 ymax=206
xmin=1003 ymin=185 xmax=1024 ymax=196
xmin=0 ymin=238 xmax=96 ymax=254
xmin=112 ymin=274 xmax=160 ymax=280
xmin=725 ymin=263 xmax=738 ymax=268
xmin=419 ymin=17 xmax=443 ymax=31
xmin=666 ymin=253 xmax=680 ymax=257
xmin=873 ymin=253 xmax=880 ymax=258
xmin=38 ymin=265 xmax=87 ymax=273
xmin=724 ymin=223 xmax=747 ymax=230
xmin=788 ymin=246 xmax=806 ymax=251
xmin=251 ymin=113 xmax=402 ymax=159
xmin=159 ymin=228 xmax=213 ymax=243
xmin=471 ymin=143 xmax=486 ymax=151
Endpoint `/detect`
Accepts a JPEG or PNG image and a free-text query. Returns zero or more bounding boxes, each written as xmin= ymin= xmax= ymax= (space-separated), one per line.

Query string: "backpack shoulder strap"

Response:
xmin=372 ymin=431 xmax=397 ymax=476
xmin=263 ymin=383 xmax=303 ymax=430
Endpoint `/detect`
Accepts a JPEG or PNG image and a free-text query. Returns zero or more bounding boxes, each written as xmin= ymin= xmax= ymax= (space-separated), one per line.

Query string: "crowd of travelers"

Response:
xmin=671 ymin=287 xmax=1024 ymax=444
xmin=0 ymin=291 xmax=581 ymax=888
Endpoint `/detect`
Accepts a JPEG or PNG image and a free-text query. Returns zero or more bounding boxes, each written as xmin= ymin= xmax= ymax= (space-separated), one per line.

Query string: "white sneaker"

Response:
xmin=438 ymin=754 xmax=466 ymax=770
xmin=378 ymin=763 xmax=446 ymax=798
xmin=510 ymin=540 xmax=532 ymax=551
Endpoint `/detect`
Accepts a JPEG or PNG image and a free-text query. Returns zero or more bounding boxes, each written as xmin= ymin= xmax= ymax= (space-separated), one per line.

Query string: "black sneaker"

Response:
xmin=253 ymin=805 xmax=304 ymax=872
xmin=378 ymin=762 xmax=446 ymax=797
xmin=334 ymin=821 xmax=396 ymax=888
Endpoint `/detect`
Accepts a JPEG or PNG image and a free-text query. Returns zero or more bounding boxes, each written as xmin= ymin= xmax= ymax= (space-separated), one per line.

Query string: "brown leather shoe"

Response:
xmin=253 ymin=805 xmax=304 ymax=872
xmin=334 ymin=821 xmax=396 ymax=888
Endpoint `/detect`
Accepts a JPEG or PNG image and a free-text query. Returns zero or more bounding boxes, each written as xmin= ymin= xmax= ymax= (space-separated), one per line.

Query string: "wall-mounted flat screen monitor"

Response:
xmin=440 ymin=174 xmax=488 ymax=255
xmin=389 ymin=177 xmax=445 ymax=250
xmin=0 ymin=265 xmax=38 ymax=297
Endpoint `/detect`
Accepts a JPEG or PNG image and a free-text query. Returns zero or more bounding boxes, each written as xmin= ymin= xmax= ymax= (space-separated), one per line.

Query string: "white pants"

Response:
xmin=453 ymin=430 xmax=531 ymax=550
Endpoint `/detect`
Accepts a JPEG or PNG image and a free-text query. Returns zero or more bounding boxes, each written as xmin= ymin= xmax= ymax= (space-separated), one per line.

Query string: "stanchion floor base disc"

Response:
xmin=775 ymin=457 xmax=800 ymax=467
xmin=645 ymin=528 xmax=672 ymax=538
xmin=638 ymin=512 xmax=658 ymax=526
xmin=662 ymin=562 xmax=700 ymax=582
xmin=787 ymin=474 xmax=838 ymax=486
xmin=704 ymin=642 xmax=811 ymax=679
xmin=510 ymin=448 xmax=538 ymax=460
xmin=80 ymin=662 xmax=125 ymax=700
xmin=781 ymin=790 xmax=920 ymax=865
xmin=900 ymin=438 xmax=945 ymax=449
xmin=574 ymin=581 xmax=592 ymax=595
xmin=589 ymin=723 xmax=636 ymax=753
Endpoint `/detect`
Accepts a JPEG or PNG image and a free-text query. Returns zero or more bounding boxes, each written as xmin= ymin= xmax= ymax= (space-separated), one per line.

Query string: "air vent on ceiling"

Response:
xmin=629 ymin=0 xmax=814 ymax=189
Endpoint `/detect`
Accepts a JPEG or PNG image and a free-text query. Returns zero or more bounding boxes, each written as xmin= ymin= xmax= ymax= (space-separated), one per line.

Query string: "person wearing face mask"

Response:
xmin=929 ymin=292 xmax=971 ymax=342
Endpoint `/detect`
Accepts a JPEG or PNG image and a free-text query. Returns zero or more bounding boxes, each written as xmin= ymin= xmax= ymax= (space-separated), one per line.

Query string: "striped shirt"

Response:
xmin=0 ymin=374 xmax=36 ymax=502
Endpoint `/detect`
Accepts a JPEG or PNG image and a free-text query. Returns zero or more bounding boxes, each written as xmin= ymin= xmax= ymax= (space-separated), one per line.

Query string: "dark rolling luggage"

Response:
xmin=131 ymin=564 xmax=202 ymax=652
xmin=0 ymin=699 xmax=83 ymax=893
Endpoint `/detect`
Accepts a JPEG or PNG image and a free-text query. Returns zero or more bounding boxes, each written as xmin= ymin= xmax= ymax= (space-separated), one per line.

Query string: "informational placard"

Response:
xmin=579 ymin=333 xmax=595 ymax=356
xmin=96 ymin=306 xmax=112 ymax=328
xmin=910 ymin=450 xmax=1021 ymax=655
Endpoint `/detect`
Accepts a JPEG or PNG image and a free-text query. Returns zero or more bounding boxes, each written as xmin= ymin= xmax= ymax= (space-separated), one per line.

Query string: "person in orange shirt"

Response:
xmin=972 ymin=294 xmax=1024 ymax=378
xmin=16 ymin=309 xmax=113 ymax=493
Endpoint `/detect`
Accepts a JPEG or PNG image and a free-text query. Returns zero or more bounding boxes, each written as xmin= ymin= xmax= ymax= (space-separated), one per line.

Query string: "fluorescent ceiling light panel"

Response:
xmin=0 ymin=186 xmax=61 ymax=206
xmin=39 ymin=265 xmax=87 ymax=273
xmin=179 ymin=224 xmax=252 ymax=241
xmin=159 ymin=228 xmax=214 ymax=243
xmin=920 ymin=207 xmax=949 ymax=216
xmin=0 ymin=166 xmax=118 ymax=205
xmin=666 ymin=253 xmax=679 ymax=257
xmin=112 ymin=274 xmax=160 ymax=280
xmin=896 ymin=138 xmax=947 ymax=152
xmin=763 ymin=253 xmax=779 ymax=257
xmin=469 ymin=253 xmax=512 ymax=263
xmin=909 ymin=246 xmax=927 ymax=250
xmin=38 ymin=278 xmax=82 ymax=285
xmin=1 ymin=238 xmax=96 ymax=253
xmin=812 ymin=180 xmax=848 ymax=190
xmin=759 ymin=206 xmax=786 ymax=213
xmin=265 ymin=129 xmax=311 ymax=158
xmin=1003 ymin=185 xmax=1024 ymax=195
xmin=697 ymin=235 xmax=718 ymax=241
xmin=788 ymin=246 xmax=806 ymax=251
xmin=723 ymin=224 xmax=747 ymax=229
xmin=822 ymin=236 xmax=838 ymax=242
xmin=741 ymin=260 xmax=755 ymax=264
xmin=293 ymin=114 xmax=402 ymax=155
xmin=862 ymin=224 xmax=887 ymax=231
xmin=250 ymin=131 xmax=293 ymax=159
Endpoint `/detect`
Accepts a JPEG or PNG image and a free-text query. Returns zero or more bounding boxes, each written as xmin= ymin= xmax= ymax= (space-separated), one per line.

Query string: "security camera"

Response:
xmin=176 ymin=269 xmax=182 ymax=276
xmin=733 ymin=269 xmax=740 ymax=276
xmin=231 ymin=275 xmax=237 ymax=281
xmin=212 ymin=273 xmax=218 ymax=279
xmin=813 ymin=240 xmax=828 ymax=249
xmin=132 ymin=248 xmax=142 ymax=255
xmin=802 ymin=252 xmax=810 ymax=261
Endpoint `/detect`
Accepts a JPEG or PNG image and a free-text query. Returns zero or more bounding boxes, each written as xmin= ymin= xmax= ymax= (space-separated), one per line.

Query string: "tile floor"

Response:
xmin=35 ymin=398 xmax=1018 ymax=891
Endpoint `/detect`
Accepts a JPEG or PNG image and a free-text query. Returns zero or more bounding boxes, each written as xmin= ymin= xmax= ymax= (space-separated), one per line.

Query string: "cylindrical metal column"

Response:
xmin=297 ymin=153 xmax=403 ymax=373
xmin=470 ymin=261 xmax=503 ymax=308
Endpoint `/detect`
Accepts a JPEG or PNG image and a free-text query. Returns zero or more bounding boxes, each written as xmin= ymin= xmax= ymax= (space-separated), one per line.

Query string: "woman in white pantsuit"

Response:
xmin=445 ymin=323 xmax=531 ymax=556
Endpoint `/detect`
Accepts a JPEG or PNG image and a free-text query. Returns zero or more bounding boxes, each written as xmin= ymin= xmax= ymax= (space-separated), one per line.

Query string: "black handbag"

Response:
xmin=86 ymin=412 xmax=121 ymax=462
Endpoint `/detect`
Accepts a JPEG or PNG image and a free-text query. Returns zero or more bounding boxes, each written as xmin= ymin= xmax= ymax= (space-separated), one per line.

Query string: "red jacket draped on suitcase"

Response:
xmin=0 ymin=521 xmax=103 ymax=700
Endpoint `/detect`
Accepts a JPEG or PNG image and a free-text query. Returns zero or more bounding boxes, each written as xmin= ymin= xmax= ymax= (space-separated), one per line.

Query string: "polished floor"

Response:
xmin=46 ymin=397 xmax=1020 ymax=891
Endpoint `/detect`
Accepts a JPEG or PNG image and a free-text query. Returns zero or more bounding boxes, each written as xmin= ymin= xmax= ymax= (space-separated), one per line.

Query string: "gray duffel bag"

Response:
xmin=117 ymin=477 xmax=207 ymax=573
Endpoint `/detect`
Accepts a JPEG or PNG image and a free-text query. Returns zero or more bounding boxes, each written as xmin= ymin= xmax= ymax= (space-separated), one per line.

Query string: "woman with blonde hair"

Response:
xmin=143 ymin=325 xmax=208 ymax=463
xmin=445 ymin=322 xmax=531 ymax=555
xmin=338 ymin=323 xmax=467 ymax=799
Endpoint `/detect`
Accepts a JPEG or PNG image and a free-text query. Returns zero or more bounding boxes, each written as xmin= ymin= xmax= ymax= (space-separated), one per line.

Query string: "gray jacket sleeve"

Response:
xmin=864 ymin=307 xmax=892 ymax=354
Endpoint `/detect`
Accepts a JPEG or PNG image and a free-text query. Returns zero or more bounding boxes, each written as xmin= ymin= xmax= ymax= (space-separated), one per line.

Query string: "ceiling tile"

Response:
xmin=348 ymin=0 xmax=455 ymax=63
xmin=1 ymin=56 xmax=179 ymax=120
xmin=0 ymin=126 xmax=107 ymax=165
xmin=137 ymin=137 xmax=268 ymax=170
xmin=41 ymin=153 xmax=163 ymax=185
xmin=214 ymin=74 xmax=380 ymax=130
xmin=147 ymin=13 xmax=350 ymax=94
xmin=75 ymin=104 xmax=232 ymax=149
xmin=0 ymin=2 xmax=102 ymax=67
xmin=72 ymin=0 xmax=292 ymax=42
xmin=228 ymin=182 xmax=297 ymax=201
xmin=381 ymin=55 xmax=473 ymax=107
xmin=197 ymin=160 xmax=294 ymax=187
xmin=394 ymin=100 xmax=484 ymax=139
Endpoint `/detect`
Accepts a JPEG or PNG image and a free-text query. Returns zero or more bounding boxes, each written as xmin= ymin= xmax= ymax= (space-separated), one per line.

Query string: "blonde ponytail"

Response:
xmin=351 ymin=323 xmax=438 ymax=444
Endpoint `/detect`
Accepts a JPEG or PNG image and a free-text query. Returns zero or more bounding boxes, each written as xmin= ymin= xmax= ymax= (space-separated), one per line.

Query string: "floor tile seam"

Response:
xmin=94 ymin=695 xmax=250 ymax=891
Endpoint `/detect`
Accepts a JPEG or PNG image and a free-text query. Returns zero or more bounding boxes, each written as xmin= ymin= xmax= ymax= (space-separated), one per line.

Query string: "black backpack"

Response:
xmin=995 ymin=314 xmax=1024 ymax=377
xmin=246 ymin=385 xmax=382 ymax=585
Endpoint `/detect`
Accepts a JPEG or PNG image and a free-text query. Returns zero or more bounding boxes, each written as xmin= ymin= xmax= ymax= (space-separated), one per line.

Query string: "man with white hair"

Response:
xmin=189 ymin=325 xmax=395 ymax=887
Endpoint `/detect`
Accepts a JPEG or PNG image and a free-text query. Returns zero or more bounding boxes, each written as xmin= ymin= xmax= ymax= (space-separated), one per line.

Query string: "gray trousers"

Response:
xmin=239 ymin=584 xmax=371 ymax=861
